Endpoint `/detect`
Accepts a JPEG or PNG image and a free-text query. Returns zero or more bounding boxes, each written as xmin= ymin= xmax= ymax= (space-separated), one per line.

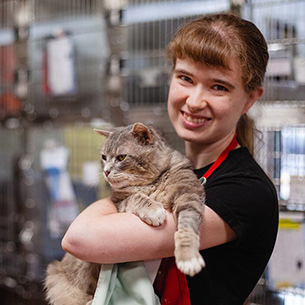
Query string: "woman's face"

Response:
xmin=167 ymin=57 xmax=262 ymax=145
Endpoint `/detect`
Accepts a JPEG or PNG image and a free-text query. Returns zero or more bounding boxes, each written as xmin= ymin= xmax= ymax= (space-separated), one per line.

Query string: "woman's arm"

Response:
xmin=62 ymin=197 xmax=236 ymax=264
xmin=62 ymin=197 xmax=176 ymax=263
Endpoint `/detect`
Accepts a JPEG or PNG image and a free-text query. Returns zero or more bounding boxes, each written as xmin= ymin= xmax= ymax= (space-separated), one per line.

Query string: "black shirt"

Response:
xmin=187 ymin=148 xmax=279 ymax=305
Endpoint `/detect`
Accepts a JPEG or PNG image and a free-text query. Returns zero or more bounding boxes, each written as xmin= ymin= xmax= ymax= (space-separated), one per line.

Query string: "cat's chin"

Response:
xmin=107 ymin=179 xmax=129 ymax=189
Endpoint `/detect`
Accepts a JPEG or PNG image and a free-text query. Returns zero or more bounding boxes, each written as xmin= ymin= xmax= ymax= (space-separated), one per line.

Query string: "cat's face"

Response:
xmin=96 ymin=123 xmax=168 ymax=190
xmin=99 ymin=141 xmax=145 ymax=189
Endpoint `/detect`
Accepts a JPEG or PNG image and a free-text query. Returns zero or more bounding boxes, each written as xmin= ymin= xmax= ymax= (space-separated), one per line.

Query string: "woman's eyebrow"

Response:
xmin=212 ymin=79 xmax=235 ymax=90
xmin=173 ymin=68 xmax=194 ymax=76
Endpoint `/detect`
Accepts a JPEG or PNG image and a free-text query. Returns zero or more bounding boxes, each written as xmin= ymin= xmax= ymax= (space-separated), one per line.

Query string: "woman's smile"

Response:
xmin=180 ymin=111 xmax=211 ymax=128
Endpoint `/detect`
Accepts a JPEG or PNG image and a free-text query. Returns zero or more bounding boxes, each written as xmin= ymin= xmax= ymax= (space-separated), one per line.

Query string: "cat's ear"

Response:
xmin=94 ymin=129 xmax=111 ymax=137
xmin=132 ymin=122 xmax=153 ymax=144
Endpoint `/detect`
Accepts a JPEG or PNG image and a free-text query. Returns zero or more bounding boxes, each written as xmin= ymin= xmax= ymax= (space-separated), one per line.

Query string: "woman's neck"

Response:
xmin=185 ymin=132 xmax=238 ymax=169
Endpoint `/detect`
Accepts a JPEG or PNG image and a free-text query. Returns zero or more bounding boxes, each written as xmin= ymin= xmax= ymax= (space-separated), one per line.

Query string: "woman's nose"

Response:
xmin=186 ymin=88 xmax=207 ymax=112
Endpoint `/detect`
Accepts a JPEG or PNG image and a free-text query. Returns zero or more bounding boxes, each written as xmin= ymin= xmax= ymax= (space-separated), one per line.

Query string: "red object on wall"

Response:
xmin=0 ymin=45 xmax=22 ymax=116
xmin=0 ymin=92 xmax=22 ymax=116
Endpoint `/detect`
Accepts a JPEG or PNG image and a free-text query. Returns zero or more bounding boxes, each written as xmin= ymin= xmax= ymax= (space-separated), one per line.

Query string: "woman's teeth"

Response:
xmin=183 ymin=112 xmax=207 ymax=123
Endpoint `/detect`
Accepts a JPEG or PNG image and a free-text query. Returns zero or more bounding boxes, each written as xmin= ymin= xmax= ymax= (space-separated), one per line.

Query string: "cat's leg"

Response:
xmin=174 ymin=205 xmax=205 ymax=277
xmin=121 ymin=193 xmax=166 ymax=226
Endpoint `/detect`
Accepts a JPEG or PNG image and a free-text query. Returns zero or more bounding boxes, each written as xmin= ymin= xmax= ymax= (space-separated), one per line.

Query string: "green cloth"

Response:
xmin=92 ymin=261 xmax=161 ymax=305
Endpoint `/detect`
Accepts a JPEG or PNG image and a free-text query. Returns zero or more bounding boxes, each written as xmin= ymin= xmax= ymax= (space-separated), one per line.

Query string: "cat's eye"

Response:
xmin=116 ymin=154 xmax=127 ymax=161
xmin=101 ymin=154 xmax=107 ymax=161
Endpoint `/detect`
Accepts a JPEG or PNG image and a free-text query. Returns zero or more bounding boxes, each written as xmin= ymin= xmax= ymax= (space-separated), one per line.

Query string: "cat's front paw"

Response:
xmin=176 ymin=255 xmax=205 ymax=277
xmin=139 ymin=206 xmax=166 ymax=226
xmin=174 ymin=229 xmax=205 ymax=276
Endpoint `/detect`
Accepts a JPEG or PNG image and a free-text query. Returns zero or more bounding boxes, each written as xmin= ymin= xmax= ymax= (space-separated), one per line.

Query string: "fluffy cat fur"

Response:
xmin=45 ymin=122 xmax=205 ymax=305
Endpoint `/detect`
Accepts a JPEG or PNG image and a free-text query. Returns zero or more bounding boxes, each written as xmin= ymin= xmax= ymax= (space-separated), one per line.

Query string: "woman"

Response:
xmin=62 ymin=13 xmax=279 ymax=305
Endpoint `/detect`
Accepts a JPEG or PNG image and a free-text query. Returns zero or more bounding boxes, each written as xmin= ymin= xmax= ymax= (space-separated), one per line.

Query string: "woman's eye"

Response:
xmin=117 ymin=154 xmax=127 ymax=161
xmin=213 ymin=84 xmax=228 ymax=92
xmin=101 ymin=154 xmax=107 ymax=161
xmin=179 ymin=75 xmax=193 ymax=83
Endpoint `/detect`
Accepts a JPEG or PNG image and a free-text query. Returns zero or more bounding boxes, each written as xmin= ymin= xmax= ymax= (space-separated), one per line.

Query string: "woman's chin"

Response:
xmin=176 ymin=128 xmax=204 ymax=144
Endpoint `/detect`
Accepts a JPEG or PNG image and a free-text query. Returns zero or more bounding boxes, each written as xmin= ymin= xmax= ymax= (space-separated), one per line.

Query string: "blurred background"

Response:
xmin=1 ymin=0 xmax=305 ymax=304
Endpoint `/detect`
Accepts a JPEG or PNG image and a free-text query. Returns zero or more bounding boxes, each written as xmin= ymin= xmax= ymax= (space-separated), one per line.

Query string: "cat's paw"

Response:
xmin=139 ymin=206 xmax=166 ymax=226
xmin=176 ymin=255 xmax=205 ymax=277
xmin=174 ymin=228 xmax=205 ymax=276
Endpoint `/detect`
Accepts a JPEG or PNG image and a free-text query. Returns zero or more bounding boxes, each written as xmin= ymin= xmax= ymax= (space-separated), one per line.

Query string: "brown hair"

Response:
xmin=167 ymin=13 xmax=269 ymax=154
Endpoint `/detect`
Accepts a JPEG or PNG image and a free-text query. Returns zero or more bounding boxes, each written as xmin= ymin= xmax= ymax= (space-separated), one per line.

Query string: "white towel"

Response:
xmin=92 ymin=261 xmax=161 ymax=305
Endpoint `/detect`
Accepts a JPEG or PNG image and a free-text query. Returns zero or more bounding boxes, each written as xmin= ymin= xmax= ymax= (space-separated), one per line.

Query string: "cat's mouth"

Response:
xmin=106 ymin=177 xmax=129 ymax=189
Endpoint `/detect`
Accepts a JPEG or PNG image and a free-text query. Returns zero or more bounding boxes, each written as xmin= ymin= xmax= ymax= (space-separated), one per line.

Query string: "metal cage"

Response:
xmin=1 ymin=0 xmax=305 ymax=304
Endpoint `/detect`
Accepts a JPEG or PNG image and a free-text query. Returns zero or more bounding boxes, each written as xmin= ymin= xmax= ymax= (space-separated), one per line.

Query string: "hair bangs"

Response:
xmin=167 ymin=27 xmax=233 ymax=70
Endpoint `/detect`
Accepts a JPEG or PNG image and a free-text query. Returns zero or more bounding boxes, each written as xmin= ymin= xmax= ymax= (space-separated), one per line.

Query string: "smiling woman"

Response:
xmin=62 ymin=13 xmax=278 ymax=305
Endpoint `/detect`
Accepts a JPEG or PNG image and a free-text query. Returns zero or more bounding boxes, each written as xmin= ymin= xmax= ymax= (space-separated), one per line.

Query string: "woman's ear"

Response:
xmin=242 ymin=86 xmax=264 ymax=114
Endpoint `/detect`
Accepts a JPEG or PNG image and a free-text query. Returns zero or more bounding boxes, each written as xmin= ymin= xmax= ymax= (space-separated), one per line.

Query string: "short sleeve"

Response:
xmin=205 ymin=170 xmax=278 ymax=246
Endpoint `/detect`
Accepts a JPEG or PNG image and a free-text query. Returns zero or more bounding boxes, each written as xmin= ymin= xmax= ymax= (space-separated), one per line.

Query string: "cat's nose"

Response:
xmin=104 ymin=170 xmax=110 ymax=177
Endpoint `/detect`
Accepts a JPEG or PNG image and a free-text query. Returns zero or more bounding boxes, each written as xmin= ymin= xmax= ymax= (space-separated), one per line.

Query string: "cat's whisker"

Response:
xmin=87 ymin=180 xmax=99 ymax=191
xmin=86 ymin=172 xmax=104 ymax=191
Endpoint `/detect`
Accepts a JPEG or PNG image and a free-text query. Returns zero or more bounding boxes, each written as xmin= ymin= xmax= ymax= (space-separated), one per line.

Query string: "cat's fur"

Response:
xmin=44 ymin=122 xmax=205 ymax=305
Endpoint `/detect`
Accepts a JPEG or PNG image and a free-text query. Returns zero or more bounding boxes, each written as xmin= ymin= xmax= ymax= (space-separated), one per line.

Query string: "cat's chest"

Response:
xmin=143 ymin=171 xmax=173 ymax=204
xmin=117 ymin=171 xmax=172 ymax=201
xmin=138 ymin=182 xmax=169 ymax=201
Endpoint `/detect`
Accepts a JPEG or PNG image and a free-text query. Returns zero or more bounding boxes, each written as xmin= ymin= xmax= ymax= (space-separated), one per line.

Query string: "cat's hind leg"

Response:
xmin=44 ymin=259 xmax=94 ymax=305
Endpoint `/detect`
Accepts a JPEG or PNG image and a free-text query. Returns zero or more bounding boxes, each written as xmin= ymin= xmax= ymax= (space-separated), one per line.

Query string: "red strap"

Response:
xmin=202 ymin=134 xmax=238 ymax=180
xmin=153 ymin=257 xmax=191 ymax=305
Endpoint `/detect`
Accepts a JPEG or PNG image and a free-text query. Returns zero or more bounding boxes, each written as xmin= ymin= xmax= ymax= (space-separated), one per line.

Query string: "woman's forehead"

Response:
xmin=175 ymin=57 xmax=242 ymax=78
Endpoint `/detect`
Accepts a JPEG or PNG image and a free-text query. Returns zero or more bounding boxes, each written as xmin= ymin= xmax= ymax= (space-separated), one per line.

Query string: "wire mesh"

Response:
xmin=1 ymin=0 xmax=305 ymax=303
xmin=0 ymin=0 xmax=109 ymax=123
xmin=0 ymin=1 xmax=110 ymax=302
xmin=244 ymin=0 xmax=305 ymax=104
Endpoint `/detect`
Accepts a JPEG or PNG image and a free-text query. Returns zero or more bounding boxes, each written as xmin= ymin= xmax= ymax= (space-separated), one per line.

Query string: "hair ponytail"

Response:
xmin=236 ymin=114 xmax=256 ymax=155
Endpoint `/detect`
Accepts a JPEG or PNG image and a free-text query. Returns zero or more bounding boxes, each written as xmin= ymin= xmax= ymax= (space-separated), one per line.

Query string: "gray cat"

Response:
xmin=45 ymin=122 xmax=205 ymax=305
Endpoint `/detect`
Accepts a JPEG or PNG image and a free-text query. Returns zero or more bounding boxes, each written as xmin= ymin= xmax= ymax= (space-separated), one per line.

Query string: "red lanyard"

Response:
xmin=199 ymin=134 xmax=238 ymax=185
